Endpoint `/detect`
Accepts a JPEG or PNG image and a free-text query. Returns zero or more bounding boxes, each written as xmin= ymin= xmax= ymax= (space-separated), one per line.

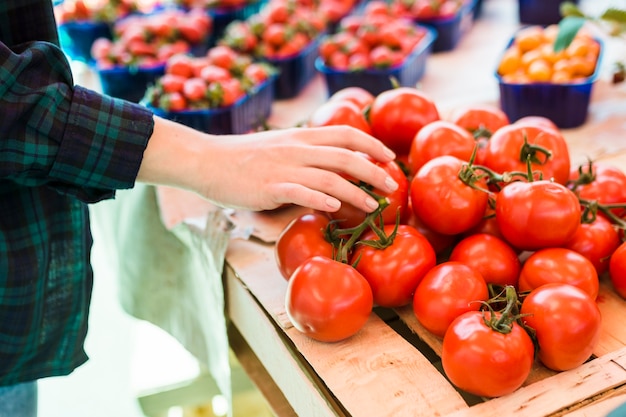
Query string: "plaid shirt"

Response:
xmin=0 ymin=0 xmax=155 ymax=385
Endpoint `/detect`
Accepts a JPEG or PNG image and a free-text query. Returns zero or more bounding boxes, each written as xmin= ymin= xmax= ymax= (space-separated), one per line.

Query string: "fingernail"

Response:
xmin=385 ymin=176 xmax=399 ymax=192
xmin=366 ymin=197 xmax=379 ymax=211
xmin=384 ymin=147 xmax=396 ymax=160
xmin=326 ymin=198 xmax=341 ymax=209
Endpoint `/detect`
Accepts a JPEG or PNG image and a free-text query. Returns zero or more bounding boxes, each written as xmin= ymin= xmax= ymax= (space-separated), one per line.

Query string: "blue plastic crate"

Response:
xmin=415 ymin=0 xmax=476 ymax=52
xmin=496 ymin=36 xmax=603 ymax=129
xmin=263 ymin=35 xmax=323 ymax=100
xmin=147 ymin=75 xmax=276 ymax=134
xmin=97 ymin=65 xmax=166 ymax=103
xmin=518 ymin=0 xmax=580 ymax=26
xmin=315 ymin=26 xmax=437 ymax=96
xmin=58 ymin=21 xmax=113 ymax=63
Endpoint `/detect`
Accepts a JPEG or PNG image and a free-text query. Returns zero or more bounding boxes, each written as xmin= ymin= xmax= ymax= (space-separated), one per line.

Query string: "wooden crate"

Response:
xmin=224 ymin=198 xmax=626 ymax=417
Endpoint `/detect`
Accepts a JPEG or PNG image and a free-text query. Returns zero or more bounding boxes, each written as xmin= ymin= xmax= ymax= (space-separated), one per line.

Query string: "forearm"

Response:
xmin=136 ymin=116 xmax=211 ymax=193
xmin=137 ymin=117 xmax=398 ymax=213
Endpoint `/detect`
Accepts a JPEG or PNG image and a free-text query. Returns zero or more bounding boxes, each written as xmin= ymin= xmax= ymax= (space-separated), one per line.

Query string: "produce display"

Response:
xmin=496 ymin=24 xmax=603 ymax=128
xmin=219 ymin=0 xmax=327 ymax=60
xmin=90 ymin=8 xmax=214 ymax=68
xmin=497 ymin=24 xmax=600 ymax=84
xmin=53 ymin=0 xmax=626 ymax=409
xmin=173 ymin=0 xmax=259 ymax=10
xmin=275 ymin=85 xmax=626 ymax=399
xmin=318 ymin=2 xmax=430 ymax=71
xmin=143 ymin=45 xmax=276 ymax=111
xmin=54 ymin=0 xmax=150 ymax=62
xmin=140 ymin=44 xmax=278 ymax=133
xmin=388 ymin=0 xmax=469 ymax=20
xmin=54 ymin=0 xmax=141 ymax=24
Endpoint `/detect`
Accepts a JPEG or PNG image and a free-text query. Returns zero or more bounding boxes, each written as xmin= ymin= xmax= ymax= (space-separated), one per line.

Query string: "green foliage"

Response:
xmin=555 ymin=2 xmax=626 ymax=51
xmin=554 ymin=16 xmax=586 ymax=52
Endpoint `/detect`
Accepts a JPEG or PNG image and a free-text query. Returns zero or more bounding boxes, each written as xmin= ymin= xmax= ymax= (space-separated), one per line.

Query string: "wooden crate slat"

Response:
xmin=288 ymin=313 xmax=469 ymax=417
xmin=226 ymin=264 xmax=342 ymax=417
xmin=596 ymin=280 xmax=626 ymax=356
xmin=446 ymin=347 xmax=626 ymax=417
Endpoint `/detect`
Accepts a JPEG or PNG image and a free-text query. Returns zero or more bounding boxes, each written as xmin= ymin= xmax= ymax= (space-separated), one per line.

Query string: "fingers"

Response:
xmin=270 ymin=167 xmax=391 ymax=213
xmin=288 ymin=126 xmax=396 ymax=163
xmin=295 ymin=145 xmax=399 ymax=198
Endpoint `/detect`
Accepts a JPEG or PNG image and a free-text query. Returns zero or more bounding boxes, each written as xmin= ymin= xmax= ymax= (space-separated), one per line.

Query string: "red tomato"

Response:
xmin=328 ymin=158 xmax=409 ymax=229
xmin=158 ymin=74 xmax=186 ymax=94
xmin=352 ymin=224 xmax=437 ymax=308
xmin=442 ymin=309 xmax=535 ymax=398
xmin=275 ymin=212 xmax=334 ymax=280
xmin=449 ymin=104 xmax=510 ymax=165
xmin=518 ymin=247 xmax=599 ymax=300
xmin=308 ymin=100 xmax=372 ymax=135
xmin=407 ymin=120 xmax=476 ymax=176
xmin=463 ymin=194 xmax=507 ymax=241
xmin=413 ymin=262 xmax=488 ymax=337
xmin=521 ymin=283 xmax=602 ymax=371
xmin=217 ymin=78 xmax=244 ymax=107
xmin=262 ymin=23 xmax=288 ymax=47
xmin=495 ymin=180 xmax=581 ymax=251
xmin=410 ymin=155 xmax=489 ymax=235
xmin=327 ymin=86 xmax=375 ymax=111
xmin=207 ymin=45 xmax=239 ymax=70
xmin=166 ymin=53 xmax=196 ymax=77
xmin=449 ymin=233 xmax=521 ymax=287
xmin=450 ymin=104 xmax=510 ymax=138
xmin=162 ymin=92 xmax=187 ymax=111
xmin=483 ymin=123 xmax=571 ymax=185
xmin=569 ymin=162 xmax=626 ymax=217
xmin=514 ymin=115 xmax=559 ymax=131
xmin=177 ymin=19 xmax=205 ymax=44
xmin=285 ymin=256 xmax=373 ymax=342
xmin=182 ymin=77 xmax=207 ymax=101
xmin=243 ymin=62 xmax=270 ymax=85
xmin=563 ymin=214 xmax=620 ymax=276
xmin=609 ymin=241 xmax=626 ymax=299
xmin=368 ymin=87 xmax=440 ymax=156
xmin=406 ymin=205 xmax=458 ymax=254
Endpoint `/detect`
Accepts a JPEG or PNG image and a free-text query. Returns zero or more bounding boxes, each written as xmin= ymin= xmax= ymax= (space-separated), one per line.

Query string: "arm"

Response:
xmin=1 ymin=38 xmax=397 ymax=212
xmin=0 ymin=40 xmax=153 ymax=203
xmin=137 ymin=116 xmax=399 ymax=213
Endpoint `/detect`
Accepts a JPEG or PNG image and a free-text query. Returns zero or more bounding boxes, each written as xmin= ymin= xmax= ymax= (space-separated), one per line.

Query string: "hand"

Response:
xmin=138 ymin=116 xmax=399 ymax=212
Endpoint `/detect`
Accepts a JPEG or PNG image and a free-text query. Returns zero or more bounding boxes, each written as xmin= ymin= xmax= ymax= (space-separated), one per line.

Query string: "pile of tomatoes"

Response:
xmin=220 ymin=0 xmax=328 ymax=59
xmin=389 ymin=0 xmax=468 ymax=20
xmin=90 ymin=8 xmax=213 ymax=69
xmin=318 ymin=1 xmax=430 ymax=71
xmin=142 ymin=45 xmax=276 ymax=110
xmin=173 ymin=0 xmax=259 ymax=10
xmin=275 ymin=85 xmax=626 ymax=398
xmin=54 ymin=0 xmax=140 ymax=24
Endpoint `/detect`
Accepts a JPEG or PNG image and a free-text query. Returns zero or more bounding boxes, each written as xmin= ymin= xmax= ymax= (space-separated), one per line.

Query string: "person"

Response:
xmin=0 ymin=1 xmax=399 ymax=415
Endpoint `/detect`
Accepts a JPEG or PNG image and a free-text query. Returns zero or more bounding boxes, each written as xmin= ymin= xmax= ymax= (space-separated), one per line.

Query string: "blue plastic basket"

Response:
xmin=147 ymin=75 xmax=276 ymax=134
xmin=496 ymin=36 xmax=603 ymax=129
xmin=97 ymin=65 xmax=166 ymax=103
xmin=58 ymin=21 xmax=113 ymax=63
xmin=208 ymin=0 xmax=265 ymax=42
xmin=315 ymin=26 xmax=437 ymax=96
xmin=263 ymin=35 xmax=323 ymax=100
xmin=518 ymin=0 xmax=579 ymax=26
xmin=414 ymin=0 xmax=476 ymax=52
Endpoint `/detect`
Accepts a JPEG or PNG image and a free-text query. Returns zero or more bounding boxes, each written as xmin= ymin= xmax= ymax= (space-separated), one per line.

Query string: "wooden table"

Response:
xmin=155 ymin=0 xmax=626 ymax=415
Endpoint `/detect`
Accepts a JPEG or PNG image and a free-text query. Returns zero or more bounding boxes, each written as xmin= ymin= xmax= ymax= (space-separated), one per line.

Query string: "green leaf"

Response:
xmin=554 ymin=16 xmax=586 ymax=52
xmin=600 ymin=8 xmax=626 ymax=23
xmin=560 ymin=2 xmax=585 ymax=18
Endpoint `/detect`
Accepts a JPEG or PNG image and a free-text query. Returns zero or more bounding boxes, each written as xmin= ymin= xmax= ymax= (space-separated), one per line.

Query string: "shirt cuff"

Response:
xmin=50 ymin=86 xmax=155 ymax=203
